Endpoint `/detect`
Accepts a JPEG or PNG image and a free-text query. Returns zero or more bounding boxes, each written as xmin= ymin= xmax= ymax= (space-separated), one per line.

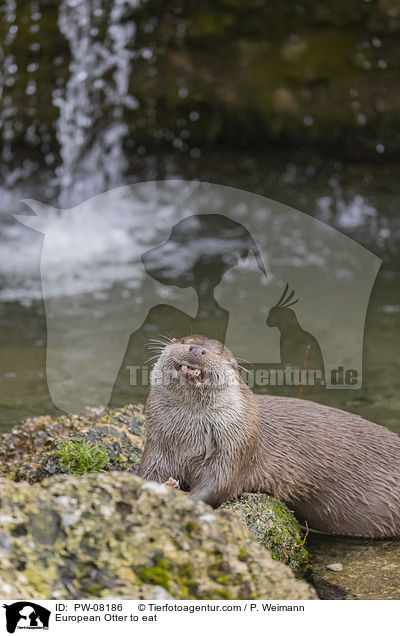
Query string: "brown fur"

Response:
xmin=138 ymin=335 xmax=400 ymax=537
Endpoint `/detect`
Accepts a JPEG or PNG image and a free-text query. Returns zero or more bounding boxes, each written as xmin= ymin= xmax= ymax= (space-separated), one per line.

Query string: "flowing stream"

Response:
xmin=55 ymin=0 xmax=140 ymax=207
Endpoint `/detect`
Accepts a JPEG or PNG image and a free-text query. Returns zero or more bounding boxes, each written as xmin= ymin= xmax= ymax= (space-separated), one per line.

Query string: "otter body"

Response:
xmin=138 ymin=335 xmax=400 ymax=537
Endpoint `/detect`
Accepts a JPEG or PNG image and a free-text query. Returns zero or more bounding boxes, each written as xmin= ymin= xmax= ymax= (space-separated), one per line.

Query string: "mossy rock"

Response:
xmin=0 ymin=472 xmax=317 ymax=600
xmin=221 ymin=493 xmax=309 ymax=576
xmin=1 ymin=404 xmax=311 ymax=580
xmin=0 ymin=405 xmax=145 ymax=482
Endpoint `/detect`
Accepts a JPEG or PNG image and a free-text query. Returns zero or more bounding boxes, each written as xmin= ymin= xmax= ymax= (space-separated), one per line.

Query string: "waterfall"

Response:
xmin=0 ymin=0 xmax=18 ymax=178
xmin=54 ymin=0 xmax=140 ymax=208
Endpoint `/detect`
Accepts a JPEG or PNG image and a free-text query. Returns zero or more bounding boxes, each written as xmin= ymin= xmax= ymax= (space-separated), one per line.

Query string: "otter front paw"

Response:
xmin=164 ymin=477 xmax=180 ymax=489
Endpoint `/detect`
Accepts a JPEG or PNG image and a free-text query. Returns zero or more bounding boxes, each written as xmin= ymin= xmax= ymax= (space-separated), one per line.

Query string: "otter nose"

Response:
xmin=189 ymin=345 xmax=206 ymax=357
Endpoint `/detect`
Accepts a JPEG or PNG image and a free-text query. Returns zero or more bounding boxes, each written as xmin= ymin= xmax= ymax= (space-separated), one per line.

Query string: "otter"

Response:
xmin=138 ymin=335 xmax=400 ymax=538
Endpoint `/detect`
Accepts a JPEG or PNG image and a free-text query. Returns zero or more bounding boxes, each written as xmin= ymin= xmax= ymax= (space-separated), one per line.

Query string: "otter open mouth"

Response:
xmin=174 ymin=362 xmax=207 ymax=383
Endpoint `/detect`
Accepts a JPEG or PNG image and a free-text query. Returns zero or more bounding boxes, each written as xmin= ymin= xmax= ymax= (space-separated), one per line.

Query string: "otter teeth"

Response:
xmin=181 ymin=364 xmax=201 ymax=377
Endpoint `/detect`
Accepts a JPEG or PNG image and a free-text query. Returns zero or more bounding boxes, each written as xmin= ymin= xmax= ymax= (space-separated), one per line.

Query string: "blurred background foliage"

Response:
xmin=1 ymin=0 xmax=400 ymax=174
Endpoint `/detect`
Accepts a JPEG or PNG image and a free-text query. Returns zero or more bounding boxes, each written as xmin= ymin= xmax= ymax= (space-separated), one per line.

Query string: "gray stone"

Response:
xmin=0 ymin=472 xmax=317 ymax=600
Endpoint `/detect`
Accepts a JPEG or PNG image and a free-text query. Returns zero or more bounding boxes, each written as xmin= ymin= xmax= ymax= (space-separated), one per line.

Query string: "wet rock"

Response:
xmin=1 ymin=406 xmax=313 ymax=582
xmin=221 ymin=493 xmax=309 ymax=576
xmin=0 ymin=405 xmax=145 ymax=482
xmin=0 ymin=472 xmax=317 ymax=600
xmin=326 ymin=562 xmax=343 ymax=572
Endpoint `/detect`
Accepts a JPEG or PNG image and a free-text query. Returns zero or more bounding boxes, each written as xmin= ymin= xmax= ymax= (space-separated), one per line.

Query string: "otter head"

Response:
xmin=149 ymin=335 xmax=241 ymax=397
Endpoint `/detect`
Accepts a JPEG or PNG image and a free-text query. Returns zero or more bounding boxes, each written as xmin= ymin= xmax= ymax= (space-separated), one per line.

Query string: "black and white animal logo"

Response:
xmin=3 ymin=602 xmax=50 ymax=633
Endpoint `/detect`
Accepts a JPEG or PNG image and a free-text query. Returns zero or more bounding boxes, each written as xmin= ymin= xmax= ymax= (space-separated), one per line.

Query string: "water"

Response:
xmin=55 ymin=0 xmax=140 ymax=207
xmin=0 ymin=0 xmax=18 ymax=169
xmin=0 ymin=166 xmax=399 ymax=429
xmin=309 ymin=534 xmax=400 ymax=599
xmin=0 ymin=0 xmax=398 ymax=429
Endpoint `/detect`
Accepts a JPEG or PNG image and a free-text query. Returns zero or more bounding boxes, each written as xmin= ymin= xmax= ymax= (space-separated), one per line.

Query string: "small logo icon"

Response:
xmin=3 ymin=603 xmax=50 ymax=633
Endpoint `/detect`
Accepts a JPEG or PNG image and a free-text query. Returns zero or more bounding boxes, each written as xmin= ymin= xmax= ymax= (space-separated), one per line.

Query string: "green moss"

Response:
xmin=216 ymin=575 xmax=229 ymax=584
xmin=217 ymin=588 xmax=232 ymax=599
xmin=3 ymin=405 xmax=146 ymax=483
xmin=22 ymin=566 xmax=54 ymax=598
xmin=186 ymin=520 xmax=200 ymax=533
xmin=57 ymin=440 xmax=110 ymax=475
xmin=259 ymin=498 xmax=310 ymax=572
xmin=129 ymin=455 xmax=142 ymax=470
xmin=138 ymin=559 xmax=195 ymax=597
xmin=221 ymin=494 xmax=310 ymax=576
xmin=138 ymin=559 xmax=204 ymax=599
xmin=0 ymin=473 xmax=317 ymax=600
xmin=85 ymin=584 xmax=106 ymax=595
xmin=139 ymin=562 xmax=172 ymax=590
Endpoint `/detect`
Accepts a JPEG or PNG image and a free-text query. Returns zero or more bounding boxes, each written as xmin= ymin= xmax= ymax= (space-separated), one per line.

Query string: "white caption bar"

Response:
xmin=1 ymin=599 xmax=398 ymax=636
